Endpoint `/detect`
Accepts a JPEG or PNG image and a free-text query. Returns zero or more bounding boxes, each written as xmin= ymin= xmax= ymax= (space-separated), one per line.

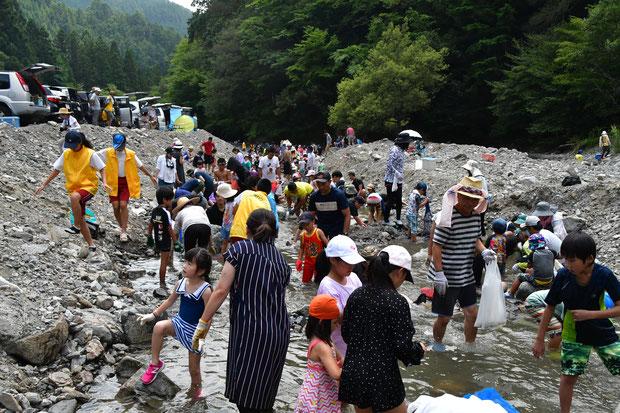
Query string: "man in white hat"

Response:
xmin=599 ymin=131 xmax=611 ymax=159
xmin=429 ymin=176 xmax=497 ymax=350
xmin=462 ymin=159 xmax=491 ymax=234
xmin=89 ymin=87 xmax=101 ymax=125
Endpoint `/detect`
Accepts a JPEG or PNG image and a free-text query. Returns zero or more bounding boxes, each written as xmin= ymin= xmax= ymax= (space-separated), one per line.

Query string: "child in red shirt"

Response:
xmin=297 ymin=212 xmax=328 ymax=283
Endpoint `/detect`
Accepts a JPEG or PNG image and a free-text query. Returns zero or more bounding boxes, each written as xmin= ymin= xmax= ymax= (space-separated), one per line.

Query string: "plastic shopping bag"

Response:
xmin=475 ymin=260 xmax=506 ymax=329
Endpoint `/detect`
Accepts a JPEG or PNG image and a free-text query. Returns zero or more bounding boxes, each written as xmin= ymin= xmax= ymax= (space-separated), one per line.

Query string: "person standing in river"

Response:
xmin=200 ymin=209 xmax=290 ymax=413
xmin=428 ymin=176 xmax=496 ymax=351
xmin=97 ymin=133 xmax=157 ymax=242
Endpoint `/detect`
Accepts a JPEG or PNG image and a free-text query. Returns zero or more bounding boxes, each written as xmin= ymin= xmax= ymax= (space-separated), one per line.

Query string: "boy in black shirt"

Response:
xmin=146 ymin=187 xmax=175 ymax=289
xmin=532 ymin=232 xmax=620 ymax=413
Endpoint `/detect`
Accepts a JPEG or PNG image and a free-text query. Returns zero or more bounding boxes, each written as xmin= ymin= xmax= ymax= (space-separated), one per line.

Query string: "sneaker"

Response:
xmin=395 ymin=220 xmax=403 ymax=226
xmin=140 ymin=360 xmax=164 ymax=385
xmin=120 ymin=232 xmax=129 ymax=242
xmin=88 ymin=245 xmax=97 ymax=253
xmin=65 ymin=226 xmax=80 ymax=235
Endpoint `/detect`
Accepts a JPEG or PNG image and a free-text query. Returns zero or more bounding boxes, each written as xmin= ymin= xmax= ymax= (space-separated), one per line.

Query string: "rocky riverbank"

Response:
xmin=0 ymin=123 xmax=233 ymax=412
xmin=325 ymin=139 xmax=620 ymax=269
xmin=0 ymin=123 xmax=618 ymax=412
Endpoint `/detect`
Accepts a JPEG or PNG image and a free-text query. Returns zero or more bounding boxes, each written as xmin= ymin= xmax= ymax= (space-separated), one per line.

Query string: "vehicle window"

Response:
xmin=0 ymin=74 xmax=10 ymax=90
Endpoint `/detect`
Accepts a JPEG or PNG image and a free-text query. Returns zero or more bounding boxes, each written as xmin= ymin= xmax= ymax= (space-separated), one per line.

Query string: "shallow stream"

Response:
xmin=80 ymin=217 xmax=620 ymax=412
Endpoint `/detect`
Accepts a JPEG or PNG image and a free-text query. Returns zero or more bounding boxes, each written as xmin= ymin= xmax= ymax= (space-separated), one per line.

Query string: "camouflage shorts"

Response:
xmin=561 ymin=340 xmax=620 ymax=376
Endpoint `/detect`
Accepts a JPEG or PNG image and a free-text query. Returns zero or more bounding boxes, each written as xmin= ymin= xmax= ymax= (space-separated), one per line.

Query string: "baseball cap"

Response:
xmin=298 ymin=211 xmax=315 ymax=225
xmin=64 ymin=130 xmax=83 ymax=150
xmin=309 ymin=295 xmax=340 ymax=320
xmin=381 ymin=245 xmax=413 ymax=282
xmin=514 ymin=213 xmax=527 ymax=225
xmin=314 ymin=171 xmax=331 ymax=183
xmin=325 ymin=235 xmax=365 ymax=265
xmin=521 ymin=215 xmax=540 ymax=228
xmin=305 ymin=169 xmax=316 ymax=177
xmin=112 ymin=133 xmax=126 ymax=150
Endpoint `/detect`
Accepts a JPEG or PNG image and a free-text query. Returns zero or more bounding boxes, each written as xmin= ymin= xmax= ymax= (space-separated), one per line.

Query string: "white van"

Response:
xmin=0 ymin=63 xmax=55 ymax=123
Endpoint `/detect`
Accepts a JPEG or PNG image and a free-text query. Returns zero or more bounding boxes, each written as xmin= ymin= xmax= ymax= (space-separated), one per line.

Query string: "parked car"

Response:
xmin=152 ymin=103 xmax=172 ymax=131
xmin=0 ymin=63 xmax=55 ymax=123
xmin=115 ymin=96 xmax=134 ymax=127
xmin=47 ymin=86 xmax=88 ymax=122
xmin=43 ymin=86 xmax=66 ymax=116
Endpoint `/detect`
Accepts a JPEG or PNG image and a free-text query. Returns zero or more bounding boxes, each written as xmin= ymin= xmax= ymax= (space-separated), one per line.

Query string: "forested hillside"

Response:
xmin=58 ymin=0 xmax=191 ymax=35
xmin=1 ymin=0 xmax=182 ymax=92
xmin=165 ymin=0 xmax=619 ymax=149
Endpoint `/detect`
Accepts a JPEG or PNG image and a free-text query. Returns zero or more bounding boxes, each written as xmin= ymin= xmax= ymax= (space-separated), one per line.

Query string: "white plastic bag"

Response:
xmin=552 ymin=211 xmax=568 ymax=240
xmin=475 ymin=260 xmax=506 ymax=328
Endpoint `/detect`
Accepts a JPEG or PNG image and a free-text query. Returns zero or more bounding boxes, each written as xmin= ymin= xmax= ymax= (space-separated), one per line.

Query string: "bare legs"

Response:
xmin=70 ymin=192 xmax=93 ymax=247
xmin=433 ymin=306 xmax=478 ymax=344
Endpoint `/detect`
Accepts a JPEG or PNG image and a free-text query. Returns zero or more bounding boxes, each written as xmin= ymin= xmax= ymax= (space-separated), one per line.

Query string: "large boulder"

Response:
xmin=117 ymin=366 xmax=180 ymax=400
xmin=76 ymin=308 xmax=124 ymax=345
xmin=115 ymin=356 xmax=143 ymax=381
xmin=563 ymin=215 xmax=587 ymax=233
xmin=48 ymin=399 xmax=78 ymax=413
xmin=120 ymin=309 xmax=166 ymax=345
xmin=5 ymin=317 xmax=68 ymax=365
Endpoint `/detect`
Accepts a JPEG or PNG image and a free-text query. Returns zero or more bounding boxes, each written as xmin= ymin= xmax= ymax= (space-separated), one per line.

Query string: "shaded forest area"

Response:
xmin=1 ymin=0 xmax=183 ymax=92
xmin=164 ymin=0 xmax=619 ymax=149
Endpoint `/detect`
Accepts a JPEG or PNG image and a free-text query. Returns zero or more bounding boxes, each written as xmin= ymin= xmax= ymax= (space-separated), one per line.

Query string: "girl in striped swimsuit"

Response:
xmin=295 ymin=294 xmax=343 ymax=413
xmin=138 ymin=248 xmax=213 ymax=399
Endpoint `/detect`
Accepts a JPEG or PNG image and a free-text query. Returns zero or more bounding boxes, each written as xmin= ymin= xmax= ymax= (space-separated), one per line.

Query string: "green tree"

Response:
xmin=329 ymin=24 xmax=447 ymax=136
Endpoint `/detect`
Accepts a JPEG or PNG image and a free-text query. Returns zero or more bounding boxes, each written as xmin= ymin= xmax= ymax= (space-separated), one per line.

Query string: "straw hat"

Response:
xmin=461 ymin=160 xmax=482 ymax=177
xmin=57 ymin=107 xmax=73 ymax=115
xmin=172 ymin=196 xmax=199 ymax=215
xmin=456 ymin=176 xmax=485 ymax=199
xmin=172 ymin=138 xmax=183 ymax=149
xmin=216 ymin=183 xmax=237 ymax=199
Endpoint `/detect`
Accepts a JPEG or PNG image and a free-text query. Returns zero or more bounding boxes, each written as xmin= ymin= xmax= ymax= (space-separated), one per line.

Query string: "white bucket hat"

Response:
xmin=216 ymin=183 xmax=237 ymax=199
xmin=462 ymin=159 xmax=482 ymax=177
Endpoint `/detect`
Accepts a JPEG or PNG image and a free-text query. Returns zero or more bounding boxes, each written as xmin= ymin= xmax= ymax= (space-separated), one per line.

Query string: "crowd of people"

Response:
xmin=35 ymin=128 xmax=620 ymax=413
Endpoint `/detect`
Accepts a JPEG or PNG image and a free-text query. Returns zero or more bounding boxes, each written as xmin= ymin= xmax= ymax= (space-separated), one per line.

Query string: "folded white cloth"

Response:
xmin=409 ymin=394 xmax=508 ymax=413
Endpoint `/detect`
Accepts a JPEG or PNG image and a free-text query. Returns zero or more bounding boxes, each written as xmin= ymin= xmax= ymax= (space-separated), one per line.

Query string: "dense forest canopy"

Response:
xmin=1 ymin=0 xmax=182 ymax=91
xmin=57 ymin=0 xmax=192 ymax=35
xmin=163 ymin=0 xmax=618 ymax=149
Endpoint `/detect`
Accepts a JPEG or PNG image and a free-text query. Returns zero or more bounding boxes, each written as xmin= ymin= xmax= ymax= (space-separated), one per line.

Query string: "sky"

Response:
xmin=169 ymin=0 xmax=196 ymax=11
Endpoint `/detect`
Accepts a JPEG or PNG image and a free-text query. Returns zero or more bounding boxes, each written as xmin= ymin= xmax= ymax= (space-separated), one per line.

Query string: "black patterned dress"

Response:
xmin=339 ymin=285 xmax=424 ymax=411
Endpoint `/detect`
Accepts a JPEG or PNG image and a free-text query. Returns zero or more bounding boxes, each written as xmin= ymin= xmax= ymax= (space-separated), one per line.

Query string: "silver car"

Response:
xmin=0 ymin=63 xmax=55 ymax=122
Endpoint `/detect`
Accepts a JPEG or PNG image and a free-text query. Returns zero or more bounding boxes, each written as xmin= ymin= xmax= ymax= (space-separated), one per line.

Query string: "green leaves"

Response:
xmin=328 ymin=24 xmax=447 ymax=136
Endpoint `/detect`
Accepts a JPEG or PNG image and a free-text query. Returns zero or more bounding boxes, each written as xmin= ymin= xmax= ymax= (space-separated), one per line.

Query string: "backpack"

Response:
xmin=561 ymin=176 xmax=581 ymax=186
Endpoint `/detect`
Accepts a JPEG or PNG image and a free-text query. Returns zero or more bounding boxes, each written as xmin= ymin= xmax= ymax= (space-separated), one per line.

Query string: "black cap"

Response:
xmin=64 ymin=130 xmax=83 ymax=149
xmin=165 ymin=147 xmax=173 ymax=154
xmin=314 ymin=171 xmax=331 ymax=183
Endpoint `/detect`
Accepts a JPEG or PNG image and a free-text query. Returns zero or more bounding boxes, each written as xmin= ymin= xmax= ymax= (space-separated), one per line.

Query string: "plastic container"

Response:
xmin=0 ymin=116 xmax=20 ymax=128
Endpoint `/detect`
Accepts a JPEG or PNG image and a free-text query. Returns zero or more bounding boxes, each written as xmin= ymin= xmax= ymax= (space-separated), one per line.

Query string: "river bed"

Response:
xmin=80 ymin=218 xmax=620 ymax=413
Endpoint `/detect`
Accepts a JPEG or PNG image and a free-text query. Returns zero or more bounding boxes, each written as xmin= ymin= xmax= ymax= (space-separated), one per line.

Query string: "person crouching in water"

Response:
xmin=98 ymin=133 xmax=158 ymax=242
xmin=36 ymin=131 xmax=108 ymax=255
xmin=339 ymin=246 xmax=425 ymax=412
xmin=138 ymin=248 xmax=213 ymax=399
xmin=295 ymin=295 xmax=343 ymax=412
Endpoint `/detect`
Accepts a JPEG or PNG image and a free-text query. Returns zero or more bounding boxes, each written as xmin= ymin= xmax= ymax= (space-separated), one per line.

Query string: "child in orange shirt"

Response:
xmin=297 ymin=212 xmax=328 ymax=283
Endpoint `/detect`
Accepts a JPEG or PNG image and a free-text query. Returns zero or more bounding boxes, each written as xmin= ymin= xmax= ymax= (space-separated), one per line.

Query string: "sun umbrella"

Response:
xmin=173 ymin=115 xmax=195 ymax=132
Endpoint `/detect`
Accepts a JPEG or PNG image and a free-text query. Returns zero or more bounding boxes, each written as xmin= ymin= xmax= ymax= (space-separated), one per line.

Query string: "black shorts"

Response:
xmin=205 ymin=154 xmax=214 ymax=165
xmin=432 ymin=283 xmax=477 ymax=317
xmin=154 ymin=230 xmax=171 ymax=252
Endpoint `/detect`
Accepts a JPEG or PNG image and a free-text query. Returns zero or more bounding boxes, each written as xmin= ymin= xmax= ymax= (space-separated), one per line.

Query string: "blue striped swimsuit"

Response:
xmin=171 ymin=278 xmax=211 ymax=354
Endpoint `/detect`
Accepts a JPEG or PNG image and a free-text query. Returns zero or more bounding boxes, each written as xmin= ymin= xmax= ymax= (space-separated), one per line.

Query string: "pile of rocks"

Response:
xmin=323 ymin=139 xmax=620 ymax=269
xmin=0 ymin=123 xmax=235 ymax=411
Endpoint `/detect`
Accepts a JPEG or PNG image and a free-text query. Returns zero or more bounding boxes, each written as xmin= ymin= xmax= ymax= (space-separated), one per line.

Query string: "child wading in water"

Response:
xmin=296 ymin=212 xmax=328 ymax=283
xmin=405 ymin=182 xmax=430 ymax=241
xmin=147 ymin=187 xmax=175 ymax=289
xmin=532 ymin=232 xmax=620 ymax=413
xmin=138 ymin=248 xmax=213 ymax=399
xmin=295 ymin=294 xmax=343 ymax=413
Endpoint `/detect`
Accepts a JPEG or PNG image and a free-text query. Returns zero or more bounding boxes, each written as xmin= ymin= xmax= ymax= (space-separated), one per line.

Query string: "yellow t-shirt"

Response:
xmin=229 ymin=191 xmax=271 ymax=239
xmin=284 ymin=181 xmax=314 ymax=199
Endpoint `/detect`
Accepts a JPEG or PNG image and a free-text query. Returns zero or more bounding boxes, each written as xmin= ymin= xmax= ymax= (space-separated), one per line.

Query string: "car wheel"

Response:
xmin=0 ymin=103 xmax=13 ymax=117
